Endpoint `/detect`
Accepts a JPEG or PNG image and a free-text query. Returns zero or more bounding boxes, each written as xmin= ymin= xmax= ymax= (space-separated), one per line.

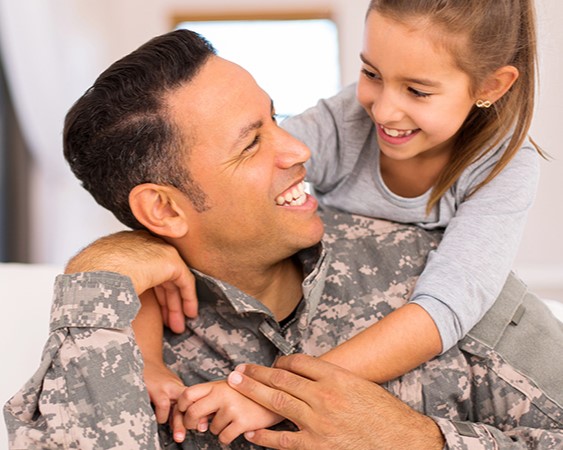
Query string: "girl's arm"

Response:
xmin=319 ymin=145 xmax=540 ymax=382
xmin=133 ymin=290 xmax=186 ymax=423
xmin=320 ymin=303 xmax=442 ymax=382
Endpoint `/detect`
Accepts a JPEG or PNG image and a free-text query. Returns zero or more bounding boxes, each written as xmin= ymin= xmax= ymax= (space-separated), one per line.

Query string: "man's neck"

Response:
xmin=186 ymin=249 xmax=304 ymax=321
xmin=242 ymin=256 xmax=304 ymax=322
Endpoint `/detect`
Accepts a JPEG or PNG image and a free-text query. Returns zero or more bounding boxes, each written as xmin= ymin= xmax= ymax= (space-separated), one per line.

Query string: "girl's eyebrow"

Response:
xmin=359 ymin=53 xmax=441 ymax=88
xmin=402 ymin=76 xmax=441 ymax=88
xmin=359 ymin=53 xmax=374 ymax=67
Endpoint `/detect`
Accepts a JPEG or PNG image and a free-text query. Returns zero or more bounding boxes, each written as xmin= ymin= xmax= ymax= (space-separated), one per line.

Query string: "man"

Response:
xmin=4 ymin=29 xmax=562 ymax=449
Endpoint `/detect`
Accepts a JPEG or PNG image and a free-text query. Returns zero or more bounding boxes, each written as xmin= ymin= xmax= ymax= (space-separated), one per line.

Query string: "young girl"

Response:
xmin=138 ymin=0 xmax=544 ymax=443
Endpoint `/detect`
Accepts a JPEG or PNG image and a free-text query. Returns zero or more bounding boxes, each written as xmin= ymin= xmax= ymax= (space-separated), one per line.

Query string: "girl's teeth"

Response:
xmin=383 ymin=127 xmax=413 ymax=138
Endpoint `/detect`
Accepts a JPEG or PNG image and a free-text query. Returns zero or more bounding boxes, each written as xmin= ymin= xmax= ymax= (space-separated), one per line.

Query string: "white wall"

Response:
xmin=514 ymin=0 xmax=563 ymax=300
xmin=3 ymin=0 xmax=561 ymax=298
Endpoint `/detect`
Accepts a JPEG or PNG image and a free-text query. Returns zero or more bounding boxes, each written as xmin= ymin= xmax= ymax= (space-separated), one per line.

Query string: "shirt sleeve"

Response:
xmin=3 ymin=271 xmax=162 ymax=450
xmin=411 ymin=144 xmax=541 ymax=352
xmin=433 ymin=417 xmax=563 ymax=449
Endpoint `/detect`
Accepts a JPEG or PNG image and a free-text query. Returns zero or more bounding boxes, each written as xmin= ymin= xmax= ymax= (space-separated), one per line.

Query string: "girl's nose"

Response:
xmin=371 ymin=88 xmax=404 ymax=125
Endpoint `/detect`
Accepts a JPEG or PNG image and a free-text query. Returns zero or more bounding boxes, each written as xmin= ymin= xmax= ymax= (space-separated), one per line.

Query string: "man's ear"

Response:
xmin=476 ymin=65 xmax=519 ymax=104
xmin=129 ymin=184 xmax=189 ymax=238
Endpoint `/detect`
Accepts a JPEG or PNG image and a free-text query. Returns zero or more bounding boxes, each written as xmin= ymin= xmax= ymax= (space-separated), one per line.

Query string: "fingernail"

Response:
xmin=245 ymin=431 xmax=255 ymax=439
xmin=235 ymin=364 xmax=246 ymax=373
xmin=229 ymin=371 xmax=243 ymax=385
xmin=197 ymin=422 xmax=208 ymax=432
xmin=174 ymin=432 xmax=184 ymax=442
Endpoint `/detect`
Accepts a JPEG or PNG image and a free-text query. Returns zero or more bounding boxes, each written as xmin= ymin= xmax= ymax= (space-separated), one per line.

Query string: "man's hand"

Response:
xmin=227 ymin=354 xmax=445 ymax=450
xmin=65 ymin=230 xmax=198 ymax=326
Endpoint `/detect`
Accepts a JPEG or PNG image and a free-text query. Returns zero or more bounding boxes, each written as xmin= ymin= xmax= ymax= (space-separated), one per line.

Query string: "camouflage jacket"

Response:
xmin=4 ymin=211 xmax=563 ymax=449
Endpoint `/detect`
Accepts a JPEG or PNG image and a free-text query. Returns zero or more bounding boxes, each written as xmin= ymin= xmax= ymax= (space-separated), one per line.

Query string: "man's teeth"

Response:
xmin=382 ymin=126 xmax=414 ymax=138
xmin=276 ymin=182 xmax=306 ymax=206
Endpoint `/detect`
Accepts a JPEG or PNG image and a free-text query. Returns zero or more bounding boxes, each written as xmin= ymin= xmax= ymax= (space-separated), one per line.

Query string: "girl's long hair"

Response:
xmin=368 ymin=0 xmax=544 ymax=213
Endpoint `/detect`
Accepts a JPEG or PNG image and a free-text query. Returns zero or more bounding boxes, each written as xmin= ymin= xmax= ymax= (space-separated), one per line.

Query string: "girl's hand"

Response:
xmin=171 ymin=380 xmax=283 ymax=445
xmin=143 ymin=360 xmax=186 ymax=424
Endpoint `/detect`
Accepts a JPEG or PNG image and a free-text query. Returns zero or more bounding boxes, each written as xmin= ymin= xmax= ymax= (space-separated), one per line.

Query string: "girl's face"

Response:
xmin=357 ymin=11 xmax=476 ymax=162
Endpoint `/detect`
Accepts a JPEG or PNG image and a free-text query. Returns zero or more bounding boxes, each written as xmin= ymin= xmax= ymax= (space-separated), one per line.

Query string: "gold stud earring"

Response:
xmin=476 ymin=100 xmax=492 ymax=108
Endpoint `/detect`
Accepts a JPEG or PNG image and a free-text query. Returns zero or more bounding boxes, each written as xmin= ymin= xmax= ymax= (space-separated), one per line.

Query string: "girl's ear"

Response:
xmin=477 ymin=65 xmax=519 ymax=104
xmin=129 ymin=184 xmax=189 ymax=238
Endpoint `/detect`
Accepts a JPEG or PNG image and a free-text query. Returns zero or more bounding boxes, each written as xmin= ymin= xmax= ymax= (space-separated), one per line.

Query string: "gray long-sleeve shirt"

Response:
xmin=281 ymin=83 xmax=541 ymax=351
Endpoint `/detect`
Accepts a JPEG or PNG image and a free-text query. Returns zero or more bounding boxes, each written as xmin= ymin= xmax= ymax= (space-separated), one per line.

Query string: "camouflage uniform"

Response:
xmin=4 ymin=211 xmax=563 ymax=449
xmin=3 ymin=272 xmax=160 ymax=450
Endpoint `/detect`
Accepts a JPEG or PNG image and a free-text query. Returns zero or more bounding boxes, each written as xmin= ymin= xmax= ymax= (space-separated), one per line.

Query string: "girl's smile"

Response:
xmin=377 ymin=124 xmax=420 ymax=145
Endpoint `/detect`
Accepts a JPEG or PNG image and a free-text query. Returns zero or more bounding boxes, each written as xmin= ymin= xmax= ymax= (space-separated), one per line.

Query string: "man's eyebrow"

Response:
xmin=238 ymin=120 xmax=262 ymax=140
xmin=235 ymin=99 xmax=274 ymax=144
xmin=359 ymin=53 xmax=441 ymax=88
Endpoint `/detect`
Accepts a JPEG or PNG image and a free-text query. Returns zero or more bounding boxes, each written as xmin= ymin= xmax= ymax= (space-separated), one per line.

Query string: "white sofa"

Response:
xmin=1 ymin=263 xmax=562 ymax=448
xmin=0 ymin=263 xmax=62 ymax=449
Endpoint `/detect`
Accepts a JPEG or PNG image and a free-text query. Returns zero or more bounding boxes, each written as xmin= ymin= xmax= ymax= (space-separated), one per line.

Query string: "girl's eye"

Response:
xmin=361 ymin=68 xmax=381 ymax=81
xmin=408 ymin=87 xmax=431 ymax=98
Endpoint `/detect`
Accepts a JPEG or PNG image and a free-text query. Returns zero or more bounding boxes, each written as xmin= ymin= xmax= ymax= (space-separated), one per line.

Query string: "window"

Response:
xmin=175 ymin=13 xmax=340 ymax=119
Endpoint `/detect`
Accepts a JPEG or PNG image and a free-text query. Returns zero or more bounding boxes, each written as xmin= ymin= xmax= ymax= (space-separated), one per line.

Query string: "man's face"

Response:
xmin=168 ymin=56 xmax=324 ymax=267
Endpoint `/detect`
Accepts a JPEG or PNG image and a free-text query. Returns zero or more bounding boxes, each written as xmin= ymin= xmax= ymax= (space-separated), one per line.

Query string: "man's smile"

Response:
xmin=275 ymin=181 xmax=307 ymax=206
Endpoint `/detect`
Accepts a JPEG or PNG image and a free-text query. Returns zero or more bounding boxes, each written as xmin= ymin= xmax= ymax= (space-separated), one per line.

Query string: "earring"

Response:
xmin=476 ymin=100 xmax=492 ymax=108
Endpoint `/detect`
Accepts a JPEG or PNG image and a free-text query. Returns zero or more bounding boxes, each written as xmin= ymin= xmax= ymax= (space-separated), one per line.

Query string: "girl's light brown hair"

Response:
xmin=367 ymin=0 xmax=544 ymax=213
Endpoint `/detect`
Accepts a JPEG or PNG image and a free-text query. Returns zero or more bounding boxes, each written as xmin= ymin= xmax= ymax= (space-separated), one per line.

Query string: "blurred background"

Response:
xmin=0 ymin=0 xmax=561 ymax=300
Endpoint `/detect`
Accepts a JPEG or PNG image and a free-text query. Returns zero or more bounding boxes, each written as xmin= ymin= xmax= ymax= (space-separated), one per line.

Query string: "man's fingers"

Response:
xmin=245 ymin=429 xmax=303 ymax=450
xmin=179 ymin=270 xmax=198 ymax=318
xmin=274 ymin=354 xmax=344 ymax=381
xmin=238 ymin=356 xmax=325 ymax=399
xmin=164 ymin=258 xmax=198 ymax=319
xmin=182 ymin=294 xmax=198 ymax=319
xmin=227 ymin=369 xmax=309 ymax=424
xmin=153 ymin=269 xmax=198 ymax=329
xmin=154 ymin=285 xmax=186 ymax=333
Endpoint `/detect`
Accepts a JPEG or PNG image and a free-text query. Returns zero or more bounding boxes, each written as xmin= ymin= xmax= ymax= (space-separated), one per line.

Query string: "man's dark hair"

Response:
xmin=63 ymin=29 xmax=216 ymax=229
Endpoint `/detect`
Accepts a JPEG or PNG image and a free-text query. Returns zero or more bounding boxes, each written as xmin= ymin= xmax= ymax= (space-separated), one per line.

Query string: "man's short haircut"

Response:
xmin=63 ymin=29 xmax=216 ymax=229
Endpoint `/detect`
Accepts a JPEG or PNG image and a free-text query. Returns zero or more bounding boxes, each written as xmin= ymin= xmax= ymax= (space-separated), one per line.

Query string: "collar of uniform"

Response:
xmin=190 ymin=242 xmax=330 ymax=323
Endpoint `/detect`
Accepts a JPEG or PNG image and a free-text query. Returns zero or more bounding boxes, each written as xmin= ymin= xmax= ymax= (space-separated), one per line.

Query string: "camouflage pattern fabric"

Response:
xmin=4 ymin=272 xmax=161 ymax=450
xmin=4 ymin=211 xmax=563 ymax=449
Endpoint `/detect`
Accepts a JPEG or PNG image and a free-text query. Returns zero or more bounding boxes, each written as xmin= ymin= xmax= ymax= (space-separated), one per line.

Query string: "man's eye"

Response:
xmin=243 ymin=135 xmax=260 ymax=153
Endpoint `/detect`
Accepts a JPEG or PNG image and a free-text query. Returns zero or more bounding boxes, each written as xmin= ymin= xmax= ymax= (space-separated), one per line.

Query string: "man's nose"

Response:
xmin=275 ymin=129 xmax=311 ymax=169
